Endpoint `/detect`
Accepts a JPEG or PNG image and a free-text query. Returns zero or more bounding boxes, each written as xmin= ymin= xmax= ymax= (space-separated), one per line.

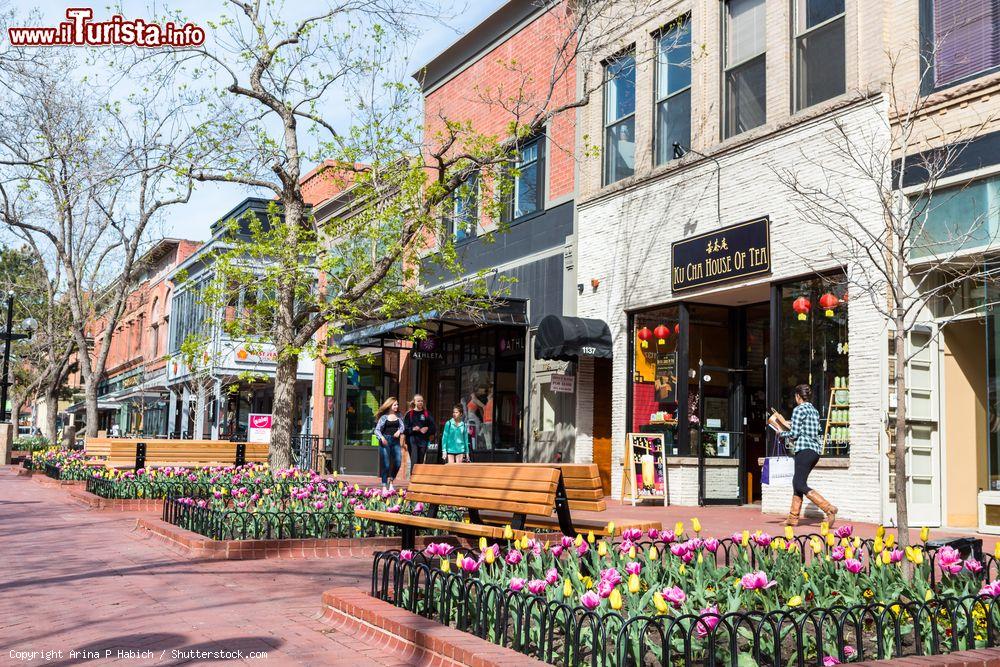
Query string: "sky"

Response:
xmin=26 ymin=0 xmax=506 ymax=242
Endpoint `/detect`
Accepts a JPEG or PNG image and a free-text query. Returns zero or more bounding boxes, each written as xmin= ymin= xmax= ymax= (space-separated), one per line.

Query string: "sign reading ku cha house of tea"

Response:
xmin=671 ymin=217 xmax=771 ymax=292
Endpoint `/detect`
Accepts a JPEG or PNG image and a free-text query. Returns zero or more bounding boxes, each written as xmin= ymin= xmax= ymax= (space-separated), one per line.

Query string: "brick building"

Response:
xmin=566 ymin=0 xmax=1000 ymax=528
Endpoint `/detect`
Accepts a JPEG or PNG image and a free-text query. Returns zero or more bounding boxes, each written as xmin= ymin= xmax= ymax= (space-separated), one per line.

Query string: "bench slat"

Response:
xmin=354 ymin=509 xmax=535 ymax=540
xmin=407 ymin=483 xmax=556 ymax=507
xmin=405 ymin=491 xmax=554 ymax=517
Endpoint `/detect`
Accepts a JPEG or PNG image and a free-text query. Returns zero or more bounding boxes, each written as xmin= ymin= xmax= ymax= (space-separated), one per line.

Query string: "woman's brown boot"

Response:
xmin=784 ymin=495 xmax=802 ymax=526
xmin=806 ymin=490 xmax=838 ymax=527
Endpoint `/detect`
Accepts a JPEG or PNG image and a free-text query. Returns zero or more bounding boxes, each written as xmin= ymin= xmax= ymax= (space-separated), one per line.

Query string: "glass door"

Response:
xmin=697 ymin=361 xmax=746 ymax=505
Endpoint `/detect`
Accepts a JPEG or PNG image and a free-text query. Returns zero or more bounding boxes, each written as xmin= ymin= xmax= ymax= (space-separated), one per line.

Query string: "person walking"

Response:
xmin=403 ymin=394 xmax=436 ymax=475
xmin=781 ymin=384 xmax=838 ymax=527
xmin=374 ymin=397 xmax=404 ymax=491
xmin=441 ymin=404 xmax=470 ymax=464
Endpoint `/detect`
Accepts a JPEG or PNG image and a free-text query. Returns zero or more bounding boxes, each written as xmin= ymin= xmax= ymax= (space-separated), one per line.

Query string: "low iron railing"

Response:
xmin=44 ymin=462 xmax=60 ymax=479
xmin=371 ymin=549 xmax=1000 ymax=667
xmin=85 ymin=476 xmax=208 ymax=500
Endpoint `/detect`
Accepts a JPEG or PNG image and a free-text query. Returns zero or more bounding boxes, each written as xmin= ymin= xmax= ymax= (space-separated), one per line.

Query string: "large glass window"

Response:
xmin=779 ymin=273 xmax=850 ymax=456
xmin=724 ymin=0 xmax=767 ymax=138
xmin=604 ymin=51 xmax=636 ymax=184
xmin=655 ymin=16 xmax=692 ymax=164
xmin=630 ymin=307 xmax=682 ymax=451
xmin=449 ymin=175 xmax=479 ymax=242
xmin=930 ymin=0 xmax=1000 ymax=88
xmin=509 ymin=136 xmax=544 ymax=220
xmin=910 ymin=174 xmax=1000 ymax=260
xmin=794 ymin=0 xmax=845 ymax=110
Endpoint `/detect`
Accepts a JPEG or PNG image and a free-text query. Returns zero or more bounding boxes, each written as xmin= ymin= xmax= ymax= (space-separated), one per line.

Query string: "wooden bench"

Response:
xmin=82 ymin=437 xmax=115 ymax=460
xmin=102 ymin=439 xmax=268 ymax=469
xmin=473 ymin=463 xmax=662 ymax=538
xmin=354 ymin=463 xmax=568 ymax=550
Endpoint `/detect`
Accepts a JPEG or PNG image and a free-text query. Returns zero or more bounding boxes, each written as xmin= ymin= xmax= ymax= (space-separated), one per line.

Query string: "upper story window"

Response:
xmin=909 ymin=173 xmax=1000 ymax=260
xmin=724 ymin=0 xmax=767 ymax=138
xmin=794 ymin=0 xmax=846 ymax=110
xmin=508 ymin=135 xmax=544 ymax=220
xmin=655 ymin=16 xmax=692 ymax=164
xmin=603 ymin=50 xmax=636 ymax=185
xmin=449 ymin=174 xmax=479 ymax=242
xmin=927 ymin=0 xmax=1000 ymax=89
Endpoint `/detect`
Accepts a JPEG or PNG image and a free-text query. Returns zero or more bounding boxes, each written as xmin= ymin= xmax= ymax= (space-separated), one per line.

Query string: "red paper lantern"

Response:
xmin=637 ymin=326 xmax=652 ymax=348
xmin=673 ymin=323 xmax=680 ymax=335
xmin=792 ymin=296 xmax=811 ymax=321
xmin=819 ymin=292 xmax=839 ymax=317
xmin=653 ymin=324 xmax=670 ymax=345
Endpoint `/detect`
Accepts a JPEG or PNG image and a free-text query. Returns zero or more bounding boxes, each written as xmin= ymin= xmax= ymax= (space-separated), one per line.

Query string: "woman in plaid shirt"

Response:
xmin=781 ymin=384 xmax=838 ymax=527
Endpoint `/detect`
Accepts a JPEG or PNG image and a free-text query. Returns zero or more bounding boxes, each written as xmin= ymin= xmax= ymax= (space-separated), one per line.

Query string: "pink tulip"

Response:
xmin=695 ymin=605 xmax=720 ymax=638
xmin=823 ymin=657 xmax=840 ymax=666
xmin=545 ymin=567 xmax=559 ymax=585
xmin=459 ymin=556 xmax=480 ymax=573
xmin=662 ymin=586 xmax=686 ymax=608
xmin=424 ymin=543 xmax=455 ymax=558
xmin=889 ymin=549 xmax=904 ymax=564
xmin=580 ymin=591 xmax=601 ymax=610
xmin=617 ymin=540 xmax=636 ymax=555
xmin=561 ymin=536 xmax=574 ymax=548
xmin=622 ymin=527 xmax=643 ymax=542
xmin=400 ymin=550 xmax=414 ymax=561
xmin=551 ymin=545 xmax=564 ymax=558
xmin=843 ymin=558 xmax=863 ymax=574
xmin=752 ymin=533 xmax=772 ymax=548
xmin=670 ymin=543 xmax=689 ymax=559
xmin=596 ymin=579 xmax=615 ymax=598
xmin=831 ymin=546 xmax=846 ymax=562
xmin=576 ymin=541 xmax=590 ymax=556
xmin=937 ymin=546 xmax=964 ymax=575
xmin=730 ymin=532 xmax=743 ymax=543
xmin=625 ymin=561 xmax=642 ymax=575
xmin=740 ymin=571 xmax=777 ymax=590
xmin=647 ymin=528 xmax=660 ymax=540
xmin=527 ymin=579 xmax=547 ymax=595
xmin=965 ymin=558 xmax=983 ymax=574
xmin=660 ymin=530 xmax=677 ymax=544
xmin=509 ymin=577 xmax=526 ymax=592
xmin=600 ymin=568 xmax=623 ymax=586
xmin=979 ymin=580 xmax=1000 ymax=597
xmin=703 ymin=538 xmax=719 ymax=553
xmin=505 ymin=550 xmax=523 ymax=565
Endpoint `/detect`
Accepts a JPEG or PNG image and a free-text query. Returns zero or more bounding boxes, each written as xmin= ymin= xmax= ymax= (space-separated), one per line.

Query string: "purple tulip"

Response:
xmin=695 ymin=605 xmax=720 ymax=638
xmin=545 ymin=567 xmax=559 ymax=585
xmin=752 ymin=533 xmax=772 ymax=548
xmin=596 ymin=579 xmax=615 ymax=599
xmin=600 ymin=568 xmax=623 ymax=586
xmin=834 ymin=524 xmax=853 ymax=539
xmin=509 ymin=577 xmax=526 ymax=592
xmin=740 ymin=571 xmax=777 ymax=590
xmin=662 ymin=585 xmax=686 ymax=608
xmin=979 ymin=580 xmax=1000 ymax=597
xmin=621 ymin=527 xmax=643 ymax=542
xmin=647 ymin=528 xmax=660 ymax=540
xmin=625 ymin=561 xmax=641 ymax=575
xmin=843 ymin=558 xmax=863 ymax=574
xmin=831 ymin=546 xmax=846 ymax=561
xmin=459 ymin=556 xmax=480 ymax=573
xmin=703 ymin=538 xmax=719 ymax=553
xmin=580 ymin=591 xmax=601 ymax=610
xmin=527 ymin=579 xmax=547 ymax=595
xmin=505 ymin=549 xmax=523 ymax=565
xmin=660 ymin=530 xmax=676 ymax=544
xmin=400 ymin=550 xmax=414 ymax=561
xmin=823 ymin=657 xmax=840 ymax=666
xmin=576 ymin=541 xmax=589 ymax=556
xmin=551 ymin=545 xmax=564 ymax=558
xmin=561 ymin=536 xmax=574 ymax=548
xmin=965 ymin=558 xmax=983 ymax=574
xmin=937 ymin=546 xmax=964 ymax=575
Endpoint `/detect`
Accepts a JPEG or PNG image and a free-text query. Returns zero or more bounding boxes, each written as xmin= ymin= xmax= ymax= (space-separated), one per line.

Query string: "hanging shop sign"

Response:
xmin=550 ymin=373 xmax=575 ymax=394
xmin=324 ymin=366 xmax=337 ymax=397
xmin=671 ymin=217 xmax=771 ymax=292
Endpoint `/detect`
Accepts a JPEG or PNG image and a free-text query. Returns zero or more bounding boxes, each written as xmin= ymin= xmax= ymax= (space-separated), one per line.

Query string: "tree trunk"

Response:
xmin=84 ymin=379 xmax=99 ymax=439
xmin=894 ymin=317 xmax=913 ymax=575
xmin=10 ymin=396 xmax=22 ymax=432
xmin=270 ymin=355 xmax=297 ymax=469
xmin=43 ymin=389 xmax=58 ymax=444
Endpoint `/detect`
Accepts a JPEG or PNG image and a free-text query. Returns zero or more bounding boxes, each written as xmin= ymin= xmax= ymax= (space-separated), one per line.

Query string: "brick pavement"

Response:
xmin=0 ymin=468 xmax=418 ymax=666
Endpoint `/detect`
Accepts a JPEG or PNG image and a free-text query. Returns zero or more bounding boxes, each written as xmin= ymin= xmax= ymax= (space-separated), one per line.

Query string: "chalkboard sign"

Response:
xmin=671 ymin=217 xmax=771 ymax=292
xmin=622 ymin=432 xmax=668 ymax=506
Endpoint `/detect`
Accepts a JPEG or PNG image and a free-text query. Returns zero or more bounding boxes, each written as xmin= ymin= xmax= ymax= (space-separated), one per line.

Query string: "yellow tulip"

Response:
xmin=575 ymin=534 xmax=583 ymax=548
xmin=653 ymin=592 xmax=669 ymax=614
xmin=514 ymin=537 xmax=522 ymax=550
xmin=679 ymin=564 xmax=686 ymax=576
xmin=697 ymin=552 xmax=703 ymax=564
xmin=876 ymin=524 xmax=885 ymax=539
xmin=648 ymin=546 xmax=658 ymax=561
xmin=874 ymin=536 xmax=884 ymax=553
xmin=826 ymin=534 xmax=835 ymax=547
xmin=563 ymin=578 xmax=573 ymax=597
xmin=885 ymin=533 xmax=896 ymax=548
xmin=675 ymin=521 xmax=685 ymax=536
xmin=503 ymin=525 xmax=513 ymax=539
xmin=587 ymin=530 xmax=595 ymax=544
xmin=840 ymin=538 xmax=849 ymax=548
xmin=802 ymin=569 xmax=809 ymax=582
xmin=881 ymin=549 xmax=891 ymax=565
xmin=606 ymin=521 xmax=616 ymax=536
xmin=484 ymin=548 xmax=495 ymax=565
xmin=787 ymin=596 xmax=802 ymax=608
xmin=920 ymin=526 xmax=930 ymax=542
xmin=628 ymin=573 xmax=641 ymax=594
xmin=784 ymin=525 xmax=794 ymax=541
xmin=853 ymin=536 xmax=861 ymax=549
xmin=691 ymin=518 xmax=702 ymax=534
xmin=773 ymin=538 xmax=785 ymax=550
xmin=629 ymin=545 xmax=636 ymax=559
xmin=741 ymin=530 xmax=750 ymax=547
xmin=787 ymin=540 xmax=798 ymax=552
xmin=925 ymin=588 xmax=934 ymax=601
xmin=609 ymin=587 xmax=623 ymax=610
xmin=479 ymin=537 xmax=487 ymax=550
xmin=995 ymin=542 xmax=1000 ymax=559
xmin=810 ymin=539 xmax=822 ymax=555
xmin=820 ymin=521 xmax=829 ymax=536
xmin=598 ymin=541 xmax=608 ymax=557
xmin=455 ymin=552 xmax=463 ymax=569
xmin=441 ymin=559 xmax=451 ymax=573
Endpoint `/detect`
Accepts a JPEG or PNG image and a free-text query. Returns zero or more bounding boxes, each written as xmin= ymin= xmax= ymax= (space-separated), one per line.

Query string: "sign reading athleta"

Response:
xmin=671 ymin=217 xmax=771 ymax=292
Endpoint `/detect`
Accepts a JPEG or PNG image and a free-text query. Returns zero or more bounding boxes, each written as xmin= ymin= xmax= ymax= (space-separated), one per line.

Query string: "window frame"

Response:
xmin=920 ymin=0 xmax=1000 ymax=94
xmin=505 ymin=133 xmax=546 ymax=223
xmin=792 ymin=0 xmax=846 ymax=112
xmin=446 ymin=174 xmax=480 ymax=244
xmin=653 ymin=15 xmax=693 ymax=165
xmin=603 ymin=48 xmax=637 ymax=185
xmin=723 ymin=0 xmax=768 ymax=139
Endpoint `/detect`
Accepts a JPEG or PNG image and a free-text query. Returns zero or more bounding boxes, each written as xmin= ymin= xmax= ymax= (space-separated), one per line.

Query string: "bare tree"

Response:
xmin=775 ymin=49 xmax=999 ymax=560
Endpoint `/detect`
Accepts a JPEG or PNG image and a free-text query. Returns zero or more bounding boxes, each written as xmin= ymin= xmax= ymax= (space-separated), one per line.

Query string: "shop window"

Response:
xmin=909 ymin=174 xmax=1000 ymax=260
xmin=794 ymin=0 xmax=845 ymax=111
xmin=654 ymin=16 xmax=692 ymax=165
xmin=780 ymin=273 xmax=850 ymax=456
xmin=630 ymin=306 xmax=682 ymax=450
xmin=604 ymin=50 xmax=636 ymax=184
xmin=448 ymin=175 xmax=479 ymax=242
xmin=507 ymin=135 xmax=544 ymax=221
xmin=724 ymin=0 xmax=767 ymax=138
xmin=925 ymin=0 xmax=1000 ymax=89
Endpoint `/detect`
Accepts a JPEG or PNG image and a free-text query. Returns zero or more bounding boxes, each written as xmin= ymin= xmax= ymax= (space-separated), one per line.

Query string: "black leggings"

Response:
xmin=793 ymin=449 xmax=820 ymax=497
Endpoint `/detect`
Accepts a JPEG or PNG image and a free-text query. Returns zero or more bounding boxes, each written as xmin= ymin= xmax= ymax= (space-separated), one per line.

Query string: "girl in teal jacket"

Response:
xmin=441 ymin=404 xmax=469 ymax=463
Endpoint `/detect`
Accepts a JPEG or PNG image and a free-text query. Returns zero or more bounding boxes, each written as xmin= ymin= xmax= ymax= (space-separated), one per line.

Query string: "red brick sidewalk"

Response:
xmin=0 ymin=469 xmax=417 ymax=666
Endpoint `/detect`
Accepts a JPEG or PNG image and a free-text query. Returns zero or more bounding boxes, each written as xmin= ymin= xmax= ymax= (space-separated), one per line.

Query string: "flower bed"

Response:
xmin=372 ymin=523 xmax=1000 ymax=666
xmin=37 ymin=449 xmax=91 ymax=481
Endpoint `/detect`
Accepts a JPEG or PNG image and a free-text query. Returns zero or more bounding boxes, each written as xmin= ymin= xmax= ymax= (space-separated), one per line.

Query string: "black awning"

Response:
xmin=534 ymin=315 xmax=612 ymax=361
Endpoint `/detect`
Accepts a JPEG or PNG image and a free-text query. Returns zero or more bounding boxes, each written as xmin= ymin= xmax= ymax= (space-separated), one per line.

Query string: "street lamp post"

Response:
xmin=0 ymin=291 xmax=37 ymax=423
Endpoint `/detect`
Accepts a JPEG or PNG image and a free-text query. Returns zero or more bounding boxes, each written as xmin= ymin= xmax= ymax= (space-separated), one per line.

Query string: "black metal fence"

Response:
xmin=44 ymin=462 xmax=60 ymax=479
xmin=291 ymin=435 xmax=327 ymax=471
xmin=370 ymin=549 xmax=1000 ymax=667
xmin=85 ymin=476 xmax=207 ymax=500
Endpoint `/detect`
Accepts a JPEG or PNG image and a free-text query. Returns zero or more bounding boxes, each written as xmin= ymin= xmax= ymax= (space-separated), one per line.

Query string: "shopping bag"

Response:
xmin=762 ymin=456 xmax=794 ymax=485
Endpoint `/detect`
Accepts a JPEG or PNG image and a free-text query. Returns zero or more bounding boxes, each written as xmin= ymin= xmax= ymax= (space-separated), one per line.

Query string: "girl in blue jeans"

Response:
xmin=374 ymin=397 xmax=404 ymax=490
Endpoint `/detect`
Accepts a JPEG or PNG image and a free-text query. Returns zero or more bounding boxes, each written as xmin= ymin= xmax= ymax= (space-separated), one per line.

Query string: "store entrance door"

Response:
xmin=696 ymin=362 xmax=747 ymax=505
